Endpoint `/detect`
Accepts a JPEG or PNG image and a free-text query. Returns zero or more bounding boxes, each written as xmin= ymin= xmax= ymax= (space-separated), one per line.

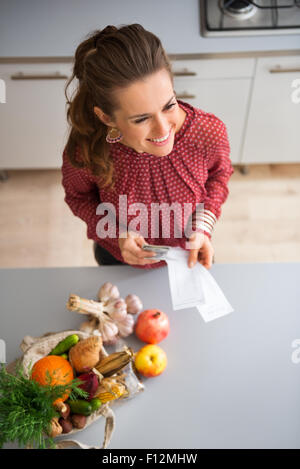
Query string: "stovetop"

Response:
xmin=200 ymin=0 xmax=300 ymax=36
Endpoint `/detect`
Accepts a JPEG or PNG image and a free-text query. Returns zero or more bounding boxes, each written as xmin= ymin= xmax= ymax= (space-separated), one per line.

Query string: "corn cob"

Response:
xmin=95 ymin=347 xmax=133 ymax=377
xmin=95 ymin=378 xmax=126 ymax=403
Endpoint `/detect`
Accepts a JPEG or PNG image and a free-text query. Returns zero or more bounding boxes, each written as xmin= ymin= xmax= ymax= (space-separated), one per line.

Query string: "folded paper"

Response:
xmin=163 ymin=247 xmax=234 ymax=322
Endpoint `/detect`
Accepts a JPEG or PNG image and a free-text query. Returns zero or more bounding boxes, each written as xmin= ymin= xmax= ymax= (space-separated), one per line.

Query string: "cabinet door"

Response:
xmin=0 ymin=63 xmax=74 ymax=169
xmin=174 ymin=77 xmax=252 ymax=164
xmin=172 ymin=58 xmax=255 ymax=79
xmin=242 ymin=56 xmax=300 ymax=164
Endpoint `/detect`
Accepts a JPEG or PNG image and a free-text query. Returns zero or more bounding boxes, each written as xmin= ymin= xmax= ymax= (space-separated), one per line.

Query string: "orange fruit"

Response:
xmin=31 ymin=355 xmax=74 ymax=405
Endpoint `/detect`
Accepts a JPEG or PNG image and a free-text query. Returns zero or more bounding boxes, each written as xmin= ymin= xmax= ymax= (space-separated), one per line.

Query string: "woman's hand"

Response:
xmin=118 ymin=231 xmax=160 ymax=266
xmin=187 ymin=232 xmax=214 ymax=270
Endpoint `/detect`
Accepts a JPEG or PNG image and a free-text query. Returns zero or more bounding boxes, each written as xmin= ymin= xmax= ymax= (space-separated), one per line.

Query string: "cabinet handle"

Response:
xmin=173 ymin=68 xmax=197 ymax=77
xmin=269 ymin=67 xmax=300 ymax=74
xmin=10 ymin=72 xmax=69 ymax=80
xmin=175 ymin=93 xmax=196 ymax=99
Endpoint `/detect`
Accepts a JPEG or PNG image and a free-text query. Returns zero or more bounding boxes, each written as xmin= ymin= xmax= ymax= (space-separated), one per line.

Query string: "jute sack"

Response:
xmin=6 ymin=330 xmax=115 ymax=449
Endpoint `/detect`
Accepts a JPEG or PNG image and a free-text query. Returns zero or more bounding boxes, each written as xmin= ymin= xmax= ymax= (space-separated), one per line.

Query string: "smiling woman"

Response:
xmin=62 ymin=24 xmax=234 ymax=270
xmin=95 ymin=69 xmax=186 ymax=156
xmin=64 ymin=24 xmax=174 ymax=185
xmin=93 ymin=68 xmax=187 ymax=155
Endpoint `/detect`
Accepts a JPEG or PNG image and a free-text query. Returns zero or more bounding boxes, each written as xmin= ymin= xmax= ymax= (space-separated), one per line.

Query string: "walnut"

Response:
xmin=48 ymin=416 xmax=63 ymax=437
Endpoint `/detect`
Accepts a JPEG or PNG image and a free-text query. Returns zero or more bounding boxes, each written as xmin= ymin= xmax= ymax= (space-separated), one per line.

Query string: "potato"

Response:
xmin=59 ymin=417 xmax=73 ymax=434
xmin=71 ymin=413 xmax=87 ymax=429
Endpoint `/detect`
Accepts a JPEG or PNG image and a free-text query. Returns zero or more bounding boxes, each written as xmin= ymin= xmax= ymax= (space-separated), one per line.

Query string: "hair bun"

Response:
xmin=94 ymin=25 xmax=118 ymax=48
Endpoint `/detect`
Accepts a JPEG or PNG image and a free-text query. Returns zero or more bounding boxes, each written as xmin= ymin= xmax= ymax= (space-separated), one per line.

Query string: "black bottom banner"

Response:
xmin=0 ymin=447 xmax=282 ymax=464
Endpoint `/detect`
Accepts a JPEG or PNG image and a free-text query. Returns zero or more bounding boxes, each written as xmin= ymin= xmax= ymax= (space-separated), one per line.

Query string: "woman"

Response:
xmin=62 ymin=24 xmax=234 ymax=269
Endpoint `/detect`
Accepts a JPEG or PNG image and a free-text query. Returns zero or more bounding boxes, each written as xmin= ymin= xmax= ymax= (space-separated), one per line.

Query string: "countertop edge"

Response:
xmin=0 ymin=49 xmax=300 ymax=64
xmin=1 ymin=261 xmax=300 ymax=272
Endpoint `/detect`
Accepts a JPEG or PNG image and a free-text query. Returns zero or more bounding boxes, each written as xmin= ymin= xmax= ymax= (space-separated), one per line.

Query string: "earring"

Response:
xmin=106 ymin=127 xmax=123 ymax=143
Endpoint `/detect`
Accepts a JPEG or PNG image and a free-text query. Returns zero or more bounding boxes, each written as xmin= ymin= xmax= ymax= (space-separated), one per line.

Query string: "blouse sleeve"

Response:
xmin=191 ymin=118 xmax=234 ymax=239
xmin=61 ymin=150 xmax=122 ymax=256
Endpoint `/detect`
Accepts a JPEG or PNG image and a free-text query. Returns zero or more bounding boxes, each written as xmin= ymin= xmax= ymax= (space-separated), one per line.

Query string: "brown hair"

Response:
xmin=64 ymin=23 xmax=173 ymax=189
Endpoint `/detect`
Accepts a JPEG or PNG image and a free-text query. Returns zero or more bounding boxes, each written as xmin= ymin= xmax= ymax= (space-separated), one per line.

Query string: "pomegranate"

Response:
xmin=135 ymin=309 xmax=170 ymax=344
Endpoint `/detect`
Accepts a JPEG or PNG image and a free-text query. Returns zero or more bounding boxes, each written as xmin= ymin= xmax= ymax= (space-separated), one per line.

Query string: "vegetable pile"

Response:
xmin=0 ymin=333 xmax=136 ymax=449
xmin=0 ymin=359 xmax=88 ymax=449
xmin=0 ymin=280 xmax=169 ymax=449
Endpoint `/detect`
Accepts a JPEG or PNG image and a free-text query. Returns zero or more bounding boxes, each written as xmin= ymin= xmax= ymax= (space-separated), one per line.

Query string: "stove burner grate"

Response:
xmin=219 ymin=0 xmax=257 ymax=20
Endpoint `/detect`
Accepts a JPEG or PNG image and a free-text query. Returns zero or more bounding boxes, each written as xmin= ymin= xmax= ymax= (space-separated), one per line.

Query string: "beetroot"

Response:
xmin=77 ymin=372 xmax=99 ymax=400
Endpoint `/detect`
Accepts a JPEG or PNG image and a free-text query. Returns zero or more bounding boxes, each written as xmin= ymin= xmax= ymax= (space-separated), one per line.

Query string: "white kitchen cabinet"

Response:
xmin=0 ymin=63 xmax=74 ymax=169
xmin=241 ymin=56 xmax=300 ymax=164
xmin=172 ymin=58 xmax=255 ymax=164
xmin=1 ymin=54 xmax=299 ymax=170
xmin=174 ymin=77 xmax=251 ymax=164
xmin=171 ymin=58 xmax=255 ymax=80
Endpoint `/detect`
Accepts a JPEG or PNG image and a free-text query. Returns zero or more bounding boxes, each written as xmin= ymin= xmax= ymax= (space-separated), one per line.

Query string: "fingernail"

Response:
xmin=189 ymin=261 xmax=195 ymax=268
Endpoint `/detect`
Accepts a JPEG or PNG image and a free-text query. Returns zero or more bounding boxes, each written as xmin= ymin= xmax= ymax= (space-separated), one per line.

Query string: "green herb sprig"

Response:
xmin=0 ymin=361 xmax=88 ymax=449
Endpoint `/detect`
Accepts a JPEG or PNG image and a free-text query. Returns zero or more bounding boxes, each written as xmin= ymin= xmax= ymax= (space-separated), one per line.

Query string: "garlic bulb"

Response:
xmin=104 ymin=298 xmax=127 ymax=321
xmin=68 ymin=287 xmax=140 ymax=342
xmin=108 ymin=309 xmax=127 ymax=322
xmin=99 ymin=318 xmax=119 ymax=343
xmin=116 ymin=313 xmax=135 ymax=337
xmin=98 ymin=282 xmax=120 ymax=304
xmin=125 ymin=294 xmax=143 ymax=315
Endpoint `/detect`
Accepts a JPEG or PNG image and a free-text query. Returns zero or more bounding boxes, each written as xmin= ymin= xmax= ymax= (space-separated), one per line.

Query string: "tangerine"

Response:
xmin=31 ymin=355 xmax=74 ymax=405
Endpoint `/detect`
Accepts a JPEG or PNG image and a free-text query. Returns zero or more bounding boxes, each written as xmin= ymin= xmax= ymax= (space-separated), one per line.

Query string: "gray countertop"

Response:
xmin=1 ymin=262 xmax=300 ymax=449
xmin=0 ymin=0 xmax=299 ymax=59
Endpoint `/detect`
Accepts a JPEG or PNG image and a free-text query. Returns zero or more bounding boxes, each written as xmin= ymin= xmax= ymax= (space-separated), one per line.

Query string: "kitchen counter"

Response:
xmin=1 ymin=262 xmax=300 ymax=449
xmin=0 ymin=0 xmax=299 ymax=58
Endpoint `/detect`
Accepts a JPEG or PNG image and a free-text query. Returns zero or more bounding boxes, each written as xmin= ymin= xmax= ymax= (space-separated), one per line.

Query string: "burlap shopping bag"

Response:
xmin=6 ymin=330 xmax=116 ymax=449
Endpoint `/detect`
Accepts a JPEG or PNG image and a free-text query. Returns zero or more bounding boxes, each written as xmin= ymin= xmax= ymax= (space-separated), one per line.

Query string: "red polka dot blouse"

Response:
xmin=62 ymin=99 xmax=234 ymax=269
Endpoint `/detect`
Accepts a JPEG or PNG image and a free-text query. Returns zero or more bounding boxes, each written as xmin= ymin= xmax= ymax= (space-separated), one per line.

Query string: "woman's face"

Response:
xmin=94 ymin=68 xmax=186 ymax=156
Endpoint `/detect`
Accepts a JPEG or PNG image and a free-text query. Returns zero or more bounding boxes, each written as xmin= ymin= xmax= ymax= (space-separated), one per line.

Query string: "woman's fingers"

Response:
xmin=124 ymin=249 xmax=160 ymax=265
xmin=186 ymin=231 xmax=205 ymax=250
xmin=198 ymin=244 xmax=215 ymax=269
xmin=188 ymin=234 xmax=215 ymax=270
xmin=121 ymin=231 xmax=214 ymax=268
xmin=188 ymin=232 xmax=206 ymax=268
xmin=121 ymin=233 xmax=160 ymax=265
xmin=188 ymin=249 xmax=199 ymax=268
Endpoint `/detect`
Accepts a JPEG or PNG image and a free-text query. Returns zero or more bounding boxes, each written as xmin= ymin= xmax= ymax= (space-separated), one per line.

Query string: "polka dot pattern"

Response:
xmin=61 ymin=99 xmax=234 ymax=269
